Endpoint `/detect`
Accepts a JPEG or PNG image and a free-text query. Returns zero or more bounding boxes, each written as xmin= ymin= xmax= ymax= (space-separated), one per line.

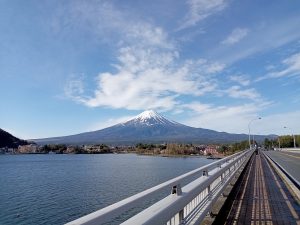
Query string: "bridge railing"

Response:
xmin=66 ymin=149 xmax=253 ymax=225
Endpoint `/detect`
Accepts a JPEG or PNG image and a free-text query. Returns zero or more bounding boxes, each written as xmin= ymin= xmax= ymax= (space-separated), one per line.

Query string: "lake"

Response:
xmin=0 ymin=154 xmax=213 ymax=225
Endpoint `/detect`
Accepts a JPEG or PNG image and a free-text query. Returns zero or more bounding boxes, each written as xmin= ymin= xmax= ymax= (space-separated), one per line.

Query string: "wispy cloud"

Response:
xmin=254 ymin=110 xmax=300 ymax=135
xmin=62 ymin=1 xmax=226 ymax=111
xmin=257 ymin=52 xmax=300 ymax=81
xmin=178 ymin=0 xmax=228 ymax=30
xmin=182 ymin=101 xmax=268 ymax=133
xmin=53 ymin=1 xmax=174 ymax=49
xmin=225 ymin=86 xmax=261 ymax=101
xmin=221 ymin=28 xmax=249 ymax=45
xmin=211 ymin=15 xmax=300 ymax=65
xmin=64 ymin=74 xmax=85 ymax=102
xmin=229 ymin=75 xmax=250 ymax=86
xmin=59 ymin=1 xmax=297 ymax=136
xmin=268 ymin=52 xmax=300 ymax=78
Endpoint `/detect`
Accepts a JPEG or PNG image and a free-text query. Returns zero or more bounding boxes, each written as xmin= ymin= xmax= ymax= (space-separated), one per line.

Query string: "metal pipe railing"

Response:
xmin=122 ymin=150 xmax=252 ymax=225
xmin=66 ymin=149 xmax=252 ymax=225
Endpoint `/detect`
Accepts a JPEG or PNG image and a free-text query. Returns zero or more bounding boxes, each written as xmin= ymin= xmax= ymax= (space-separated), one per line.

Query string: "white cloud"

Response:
xmin=212 ymin=16 xmax=300 ymax=64
xmin=221 ymin=28 xmax=249 ymax=45
xmin=182 ymin=102 xmax=269 ymax=134
xmin=53 ymin=1 xmax=174 ymax=50
xmin=255 ymin=111 xmax=300 ymax=135
xmin=66 ymin=46 xmax=224 ymax=111
xmin=257 ymin=52 xmax=300 ymax=81
xmin=181 ymin=101 xmax=300 ymax=135
xmin=61 ymin=1 xmax=227 ymax=111
xmin=61 ymin=0 xmax=268 ymax=126
xmin=229 ymin=75 xmax=250 ymax=86
xmin=64 ymin=75 xmax=85 ymax=102
xmin=269 ymin=52 xmax=300 ymax=78
xmin=225 ymin=86 xmax=261 ymax=101
xmin=178 ymin=0 xmax=227 ymax=30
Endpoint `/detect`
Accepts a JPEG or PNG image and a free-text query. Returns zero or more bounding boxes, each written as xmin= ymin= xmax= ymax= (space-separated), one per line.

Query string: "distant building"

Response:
xmin=18 ymin=144 xmax=38 ymax=153
xmin=66 ymin=146 xmax=76 ymax=154
xmin=203 ymin=145 xmax=220 ymax=155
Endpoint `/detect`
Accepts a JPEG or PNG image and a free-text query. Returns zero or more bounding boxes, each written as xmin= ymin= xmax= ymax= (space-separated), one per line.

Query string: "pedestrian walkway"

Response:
xmin=222 ymin=152 xmax=300 ymax=225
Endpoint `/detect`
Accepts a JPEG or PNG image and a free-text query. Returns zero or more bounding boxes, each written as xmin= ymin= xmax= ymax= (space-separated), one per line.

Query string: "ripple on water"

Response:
xmin=0 ymin=154 xmax=213 ymax=225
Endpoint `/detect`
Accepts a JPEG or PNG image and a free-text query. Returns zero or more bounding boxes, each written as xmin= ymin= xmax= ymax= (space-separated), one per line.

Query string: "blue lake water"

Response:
xmin=0 ymin=154 xmax=213 ymax=225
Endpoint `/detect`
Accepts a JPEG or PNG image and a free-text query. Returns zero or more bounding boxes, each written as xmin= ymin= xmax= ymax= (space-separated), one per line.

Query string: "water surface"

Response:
xmin=0 ymin=154 xmax=213 ymax=225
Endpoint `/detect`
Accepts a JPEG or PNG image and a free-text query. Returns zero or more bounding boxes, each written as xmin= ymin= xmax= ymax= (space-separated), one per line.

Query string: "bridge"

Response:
xmin=66 ymin=149 xmax=300 ymax=225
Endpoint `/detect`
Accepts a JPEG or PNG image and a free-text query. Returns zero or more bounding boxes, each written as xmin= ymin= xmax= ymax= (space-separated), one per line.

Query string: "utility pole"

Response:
xmin=248 ymin=117 xmax=261 ymax=150
xmin=284 ymin=126 xmax=296 ymax=148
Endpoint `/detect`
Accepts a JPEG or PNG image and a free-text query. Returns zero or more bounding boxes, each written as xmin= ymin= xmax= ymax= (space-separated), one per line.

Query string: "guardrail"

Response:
xmin=263 ymin=151 xmax=300 ymax=189
xmin=66 ymin=149 xmax=253 ymax=225
xmin=277 ymin=148 xmax=300 ymax=152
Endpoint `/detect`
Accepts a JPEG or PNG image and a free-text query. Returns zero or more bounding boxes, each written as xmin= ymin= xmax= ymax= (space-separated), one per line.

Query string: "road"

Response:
xmin=264 ymin=150 xmax=300 ymax=183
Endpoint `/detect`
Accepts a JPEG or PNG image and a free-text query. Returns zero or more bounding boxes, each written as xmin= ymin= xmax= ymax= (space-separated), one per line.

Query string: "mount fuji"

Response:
xmin=33 ymin=110 xmax=270 ymax=145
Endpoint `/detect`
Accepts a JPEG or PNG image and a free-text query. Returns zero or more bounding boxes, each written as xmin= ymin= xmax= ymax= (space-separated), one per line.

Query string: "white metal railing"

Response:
xmin=277 ymin=148 xmax=300 ymax=151
xmin=66 ymin=149 xmax=253 ymax=225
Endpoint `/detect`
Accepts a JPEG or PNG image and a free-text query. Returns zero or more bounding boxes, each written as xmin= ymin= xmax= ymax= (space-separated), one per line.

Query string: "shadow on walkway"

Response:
xmin=213 ymin=151 xmax=300 ymax=225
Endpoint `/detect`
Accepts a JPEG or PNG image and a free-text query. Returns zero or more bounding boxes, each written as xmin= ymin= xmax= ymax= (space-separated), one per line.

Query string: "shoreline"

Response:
xmin=0 ymin=152 xmax=226 ymax=158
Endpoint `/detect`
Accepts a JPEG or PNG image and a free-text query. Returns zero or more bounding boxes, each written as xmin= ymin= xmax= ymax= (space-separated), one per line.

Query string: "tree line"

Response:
xmin=218 ymin=140 xmax=249 ymax=155
xmin=264 ymin=135 xmax=300 ymax=149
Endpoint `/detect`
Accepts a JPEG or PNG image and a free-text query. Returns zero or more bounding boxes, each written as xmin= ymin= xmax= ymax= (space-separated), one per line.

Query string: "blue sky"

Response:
xmin=1 ymin=0 xmax=300 ymax=139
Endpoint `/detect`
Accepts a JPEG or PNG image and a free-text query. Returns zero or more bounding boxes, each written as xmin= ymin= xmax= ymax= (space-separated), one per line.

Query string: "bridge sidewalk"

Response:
xmin=219 ymin=152 xmax=300 ymax=225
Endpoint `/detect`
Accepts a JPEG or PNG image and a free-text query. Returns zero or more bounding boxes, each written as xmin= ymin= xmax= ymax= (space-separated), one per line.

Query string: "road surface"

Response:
xmin=264 ymin=150 xmax=300 ymax=183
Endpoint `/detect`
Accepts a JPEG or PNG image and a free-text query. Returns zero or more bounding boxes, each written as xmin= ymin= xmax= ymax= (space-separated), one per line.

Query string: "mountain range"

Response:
xmin=0 ymin=128 xmax=28 ymax=148
xmin=33 ymin=110 xmax=274 ymax=145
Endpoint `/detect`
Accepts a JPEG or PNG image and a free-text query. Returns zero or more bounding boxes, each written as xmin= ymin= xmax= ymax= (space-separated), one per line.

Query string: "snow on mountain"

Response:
xmin=133 ymin=110 xmax=163 ymax=122
xmin=122 ymin=110 xmax=179 ymax=126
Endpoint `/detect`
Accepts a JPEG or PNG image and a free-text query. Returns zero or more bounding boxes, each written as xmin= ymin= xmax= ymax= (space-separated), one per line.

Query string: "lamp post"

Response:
xmin=248 ymin=117 xmax=261 ymax=150
xmin=284 ymin=126 xmax=296 ymax=148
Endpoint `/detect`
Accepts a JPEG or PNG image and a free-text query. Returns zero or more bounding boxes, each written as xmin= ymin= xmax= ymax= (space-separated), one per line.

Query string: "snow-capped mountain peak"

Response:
xmin=124 ymin=110 xmax=178 ymax=126
xmin=134 ymin=110 xmax=162 ymax=120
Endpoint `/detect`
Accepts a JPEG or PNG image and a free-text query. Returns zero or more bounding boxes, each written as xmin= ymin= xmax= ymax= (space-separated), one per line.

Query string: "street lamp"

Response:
xmin=284 ymin=126 xmax=296 ymax=148
xmin=248 ymin=117 xmax=261 ymax=150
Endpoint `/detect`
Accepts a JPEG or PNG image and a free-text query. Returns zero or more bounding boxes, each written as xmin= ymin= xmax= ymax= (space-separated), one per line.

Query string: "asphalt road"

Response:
xmin=264 ymin=150 xmax=300 ymax=183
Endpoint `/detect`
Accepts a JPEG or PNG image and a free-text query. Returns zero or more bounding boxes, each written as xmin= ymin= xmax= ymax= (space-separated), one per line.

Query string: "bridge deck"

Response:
xmin=264 ymin=151 xmax=300 ymax=183
xmin=220 ymin=152 xmax=300 ymax=225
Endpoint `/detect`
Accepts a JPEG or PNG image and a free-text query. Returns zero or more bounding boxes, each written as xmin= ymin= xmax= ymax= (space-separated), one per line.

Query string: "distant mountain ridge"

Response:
xmin=0 ymin=128 xmax=28 ymax=148
xmin=33 ymin=110 xmax=275 ymax=145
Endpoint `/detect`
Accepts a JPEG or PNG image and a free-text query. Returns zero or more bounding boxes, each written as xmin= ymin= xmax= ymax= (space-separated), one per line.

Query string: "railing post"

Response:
xmin=174 ymin=208 xmax=184 ymax=225
xmin=171 ymin=184 xmax=184 ymax=225
xmin=179 ymin=209 xmax=184 ymax=223
xmin=171 ymin=184 xmax=182 ymax=196
xmin=208 ymin=185 xmax=212 ymax=201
